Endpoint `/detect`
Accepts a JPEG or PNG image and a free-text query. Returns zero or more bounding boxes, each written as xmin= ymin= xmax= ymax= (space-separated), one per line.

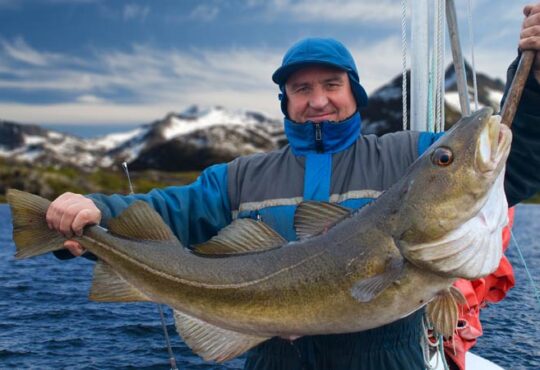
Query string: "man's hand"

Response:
xmin=45 ymin=192 xmax=101 ymax=256
xmin=520 ymin=3 xmax=540 ymax=82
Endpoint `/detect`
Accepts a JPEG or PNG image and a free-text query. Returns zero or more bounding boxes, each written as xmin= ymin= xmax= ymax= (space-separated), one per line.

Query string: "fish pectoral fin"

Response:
xmin=173 ymin=310 xmax=269 ymax=362
xmin=426 ymin=286 xmax=467 ymax=339
xmin=89 ymin=260 xmax=152 ymax=302
xmin=350 ymin=257 xmax=404 ymax=303
xmin=193 ymin=218 xmax=286 ymax=255
xmin=108 ymin=201 xmax=180 ymax=243
xmin=294 ymin=201 xmax=351 ymax=240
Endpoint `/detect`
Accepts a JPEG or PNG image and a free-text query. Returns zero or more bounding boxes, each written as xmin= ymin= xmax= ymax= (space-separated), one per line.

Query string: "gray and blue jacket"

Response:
xmin=56 ymin=56 xmax=540 ymax=370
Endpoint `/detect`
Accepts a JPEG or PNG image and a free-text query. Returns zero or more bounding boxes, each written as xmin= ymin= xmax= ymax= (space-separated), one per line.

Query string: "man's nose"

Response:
xmin=309 ymin=88 xmax=328 ymax=109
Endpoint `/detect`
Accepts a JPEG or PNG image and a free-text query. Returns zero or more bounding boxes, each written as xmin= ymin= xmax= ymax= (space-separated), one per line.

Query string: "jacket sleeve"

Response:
xmin=54 ymin=163 xmax=231 ymax=260
xmin=502 ymin=54 xmax=540 ymax=207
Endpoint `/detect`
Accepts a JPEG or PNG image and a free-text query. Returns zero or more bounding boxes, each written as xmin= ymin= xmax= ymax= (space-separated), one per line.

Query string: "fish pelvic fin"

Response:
xmin=427 ymin=286 xmax=467 ymax=339
xmin=193 ymin=218 xmax=286 ymax=255
xmin=294 ymin=201 xmax=350 ymax=240
xmin=6 ymin=189 xmax=66 ymax=259
xmin=351 ymin=256 xmax=404 ymax=303
xmin=173 ymin=310 xmax=269 ymax=362
xmin=108 ymin=201 xmax=179 ymax=243
xmin=89 ymin=260 xmax=152 ymax=302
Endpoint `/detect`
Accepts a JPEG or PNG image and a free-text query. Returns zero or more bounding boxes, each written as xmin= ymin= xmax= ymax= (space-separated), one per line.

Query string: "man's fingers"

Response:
xmin=524 ymin=4 xmax=540 ymax=17
xmin=46 ymin=192 xmax=76 ymax=230
xmin=64 ymin=240 xmax=85 ymax=257
xmin=46 ymin=193 xmax=100 ymax=236
xmin=72 ymin=209 xmax=101 ymax=236
xmin=520 ymin=5 xmax=540 ymax=54
xmin=521 ymin=25 xmax=540 ymax=39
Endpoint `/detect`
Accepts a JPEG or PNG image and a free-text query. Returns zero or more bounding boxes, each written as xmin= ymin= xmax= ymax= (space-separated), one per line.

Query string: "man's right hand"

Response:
xmin=45 ymin=192 xmax=101 ymax=257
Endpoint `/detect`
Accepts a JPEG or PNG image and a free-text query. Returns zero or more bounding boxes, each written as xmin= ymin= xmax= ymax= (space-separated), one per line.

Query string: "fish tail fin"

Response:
xmin=6 ymin=189 xmax=65 ymax=259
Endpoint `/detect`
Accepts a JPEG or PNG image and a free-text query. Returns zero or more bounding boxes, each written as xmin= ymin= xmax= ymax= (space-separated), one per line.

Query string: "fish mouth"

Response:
xmin=476 ymin=115 xmax=512 ymax=173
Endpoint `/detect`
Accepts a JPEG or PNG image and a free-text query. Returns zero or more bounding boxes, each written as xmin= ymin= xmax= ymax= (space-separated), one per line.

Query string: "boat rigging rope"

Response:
xmin=421 ymin=314 xmax=450 ymax=370
xmin=401 ymin=0 xmax=408 ymax=131
xmin=435 ymin=0 xmax=446 ymax=133
xmin=467 ymin=0 xmax=479 ymax=110
xmin=510 ymin=230 xmax=540 ymax=308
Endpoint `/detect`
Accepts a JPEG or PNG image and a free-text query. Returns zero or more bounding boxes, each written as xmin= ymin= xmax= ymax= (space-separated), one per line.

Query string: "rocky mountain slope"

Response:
xmin=0 ymin=106 xmax=284 ymax=171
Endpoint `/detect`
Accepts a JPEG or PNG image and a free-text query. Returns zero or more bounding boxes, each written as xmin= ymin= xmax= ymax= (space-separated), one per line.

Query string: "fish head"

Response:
xmin=396 ymin=107 xmax=512 ymax=279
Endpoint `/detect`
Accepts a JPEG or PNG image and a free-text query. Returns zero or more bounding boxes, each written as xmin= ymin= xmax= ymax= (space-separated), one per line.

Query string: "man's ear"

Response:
xmin=279 ymin=85 xmax=289 ymax=117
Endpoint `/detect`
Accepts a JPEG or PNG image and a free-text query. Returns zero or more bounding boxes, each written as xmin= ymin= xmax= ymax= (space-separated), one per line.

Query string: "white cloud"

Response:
xmin=348 ymin=37 xmax=403 ymax=94
xmin=189 ymin=4 xmax=219 ymax=22
xmin=254 ymin=0 xmax=399 ymax=23
xmin=76 ymin=94 xmax=106 ymax=104
xmin=123 ymin=4 xmax=150 ymax=22
xmin=0 ymin=31 xmax=522 ymax=125
xmin=0 ymin=36 xmax=60 ymax=66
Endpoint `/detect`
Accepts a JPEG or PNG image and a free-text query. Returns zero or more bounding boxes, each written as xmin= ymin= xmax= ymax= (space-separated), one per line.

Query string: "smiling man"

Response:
xmin=45 ymin=4 xmax=540 ymax=369
xmin=284 ymin=66 xmax=357 ymax=123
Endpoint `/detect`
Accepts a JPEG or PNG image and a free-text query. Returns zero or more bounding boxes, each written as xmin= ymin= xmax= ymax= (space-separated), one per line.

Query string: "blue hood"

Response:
xmin=273 ymin=38 xmax=369 ymax=117
xmin=285 ymin=112 xmax=362 ymax=155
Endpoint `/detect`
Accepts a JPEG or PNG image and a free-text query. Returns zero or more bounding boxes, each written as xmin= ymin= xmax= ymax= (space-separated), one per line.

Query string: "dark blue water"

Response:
xmin=1 ymin=204 xmax=538 ymax=369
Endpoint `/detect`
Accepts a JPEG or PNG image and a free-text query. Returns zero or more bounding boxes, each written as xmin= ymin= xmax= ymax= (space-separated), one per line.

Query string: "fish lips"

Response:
xmin=475 ymin=115 xmax=512 ymax=173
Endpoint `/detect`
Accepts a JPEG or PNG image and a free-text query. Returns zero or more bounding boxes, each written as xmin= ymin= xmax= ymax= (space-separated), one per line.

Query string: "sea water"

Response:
xmin=0 ymin=204 xmax=538 ymax=369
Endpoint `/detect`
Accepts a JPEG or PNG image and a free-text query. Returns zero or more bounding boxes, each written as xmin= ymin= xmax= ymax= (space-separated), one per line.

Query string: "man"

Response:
xmin=47 ymin=3 xmax=540 ymax=369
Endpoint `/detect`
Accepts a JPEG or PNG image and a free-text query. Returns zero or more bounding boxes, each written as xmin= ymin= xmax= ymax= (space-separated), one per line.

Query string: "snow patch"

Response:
xmin=24 ymin=135 xmax=46 ymax=145
xmin=162 ymin=110 xmax=260 ymax=140
xmin=90 ymin=127 xmax=147 ymax=151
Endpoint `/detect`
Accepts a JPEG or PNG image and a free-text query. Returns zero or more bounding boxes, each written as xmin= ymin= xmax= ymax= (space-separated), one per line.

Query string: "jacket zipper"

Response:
xmin=314 ymin=122 xmax=323 ymax=153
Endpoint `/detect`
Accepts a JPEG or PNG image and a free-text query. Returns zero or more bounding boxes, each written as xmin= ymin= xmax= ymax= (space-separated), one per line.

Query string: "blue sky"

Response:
xmin=0 ymin=0 xmax=533 ymax=125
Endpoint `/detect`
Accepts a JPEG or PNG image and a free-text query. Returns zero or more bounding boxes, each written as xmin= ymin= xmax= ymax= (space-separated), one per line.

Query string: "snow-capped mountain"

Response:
xmin=0 ymin=65 xmax=506 ymax=171
xmin=0 ymin=106 xmax=284 ymax=171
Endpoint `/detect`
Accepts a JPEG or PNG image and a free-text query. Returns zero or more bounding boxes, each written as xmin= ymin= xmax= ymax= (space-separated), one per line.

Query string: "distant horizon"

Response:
xmin=41 ymin=122 xmax=142 ymax=139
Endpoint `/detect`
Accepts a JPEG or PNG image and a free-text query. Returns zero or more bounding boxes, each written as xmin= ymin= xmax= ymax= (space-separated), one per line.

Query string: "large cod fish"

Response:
xmin=7 ymin=107 xmax=511 ymax=362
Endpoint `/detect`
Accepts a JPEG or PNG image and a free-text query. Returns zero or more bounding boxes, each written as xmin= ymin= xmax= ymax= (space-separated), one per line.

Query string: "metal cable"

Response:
xmin=511 ymin=230 xmax=540 ymax=308
xmin=122 ymin=161 xmax=179 ymax=370
xmin=467 ymin=0 xmax=479 ymax=110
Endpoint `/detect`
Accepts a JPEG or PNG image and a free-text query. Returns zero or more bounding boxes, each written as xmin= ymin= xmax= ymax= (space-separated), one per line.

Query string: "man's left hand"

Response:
xmin=520 ymin=2 xmax=540 ymax=82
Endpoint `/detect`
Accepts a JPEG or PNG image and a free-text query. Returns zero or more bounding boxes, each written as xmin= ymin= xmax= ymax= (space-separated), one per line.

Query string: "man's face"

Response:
xmin=285 ymin=65 xmax=357 ymax=123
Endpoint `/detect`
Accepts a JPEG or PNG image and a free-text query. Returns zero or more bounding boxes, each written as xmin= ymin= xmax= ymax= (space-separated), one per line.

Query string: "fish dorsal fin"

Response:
xmin=350 ymin=256 xmax=404 ymax=303
xmin=427 ymin=286 xmax=467 ymax=338
xmin=89 ymin=260 xmax=152 ymax=302
xmin=173 ymin=310 xmax=269 ymax=362
xmin=193 ymin=218 xmax=286 ymax=255
xmin=108 ymin=201 xmax=177 ymax=242
xmin=294 ymin=201 xmax=351 ymax=240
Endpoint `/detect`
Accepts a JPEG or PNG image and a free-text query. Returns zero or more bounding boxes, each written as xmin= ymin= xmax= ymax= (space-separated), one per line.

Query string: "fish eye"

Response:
xmin=431 ymin=147 xmax=454 ymax=167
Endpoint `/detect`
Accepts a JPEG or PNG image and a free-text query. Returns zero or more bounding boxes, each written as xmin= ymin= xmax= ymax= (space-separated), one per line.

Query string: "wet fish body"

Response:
xmin=7 ymin=107 xmax=512 ymax=362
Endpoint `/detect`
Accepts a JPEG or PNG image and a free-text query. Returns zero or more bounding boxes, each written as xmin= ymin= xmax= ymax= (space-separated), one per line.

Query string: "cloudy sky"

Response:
xmin=0 ymin=0 xmax=534 ymax=125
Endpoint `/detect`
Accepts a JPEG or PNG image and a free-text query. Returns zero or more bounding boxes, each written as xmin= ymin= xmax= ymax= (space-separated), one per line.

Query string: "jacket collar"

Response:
xmin=284 ymin=111 xmax=361 ymax=156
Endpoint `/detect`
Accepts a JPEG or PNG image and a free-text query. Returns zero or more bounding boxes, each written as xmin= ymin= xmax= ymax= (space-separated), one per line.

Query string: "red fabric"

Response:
xmin=443 ymin=207 xmax=515 ymax=370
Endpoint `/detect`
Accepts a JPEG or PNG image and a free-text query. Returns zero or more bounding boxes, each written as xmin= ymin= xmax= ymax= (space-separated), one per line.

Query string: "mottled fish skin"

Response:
xmin=7 ymin=107 xmax=512 ymax=361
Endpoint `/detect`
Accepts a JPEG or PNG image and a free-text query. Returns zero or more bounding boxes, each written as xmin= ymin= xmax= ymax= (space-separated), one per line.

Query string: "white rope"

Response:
xmin=467 ymin=0 xmax=479 ymax=110
xmin=435 ymin=0 xmax=445 ymax=132
xmin=401 ymin=0 xmax=409 ymax=131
